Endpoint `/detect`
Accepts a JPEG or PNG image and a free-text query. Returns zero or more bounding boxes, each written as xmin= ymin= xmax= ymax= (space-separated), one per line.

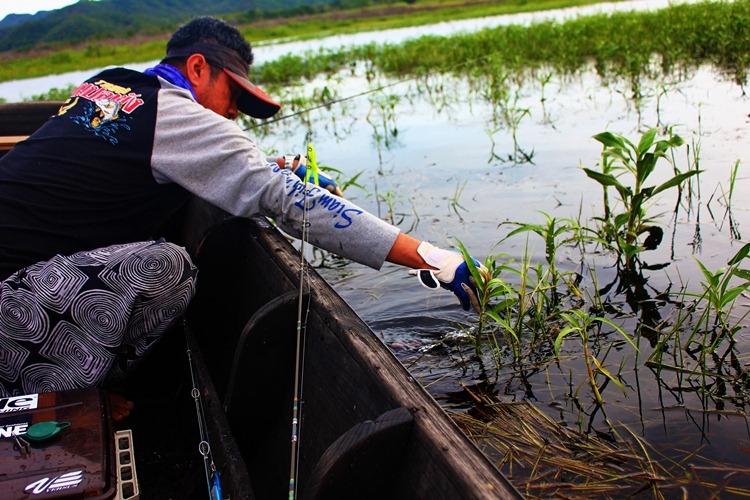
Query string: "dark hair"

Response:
xmin=165 ymin=17 xmax=254 ymax=67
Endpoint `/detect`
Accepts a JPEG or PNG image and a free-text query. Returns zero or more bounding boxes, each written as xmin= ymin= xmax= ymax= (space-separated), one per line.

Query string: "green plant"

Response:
xmin=450 ymin=179 xmax=468 ymax=219
xmin=457 ymin=239 xmax=561 ymax=365
xmin=456 ymin=241 xmax=519 ymax=358
xmin=583 ymin=127 xmax=698 ymax=269
xmin=485 ymin=80 xmax=534 ymax=164
xmin=686 ymin=243 xmax=750 ymax=352
xmin=501 ymin=212 xmax=589 ymax=305
xmin=553 ymin=309 xmax=636 ymax=405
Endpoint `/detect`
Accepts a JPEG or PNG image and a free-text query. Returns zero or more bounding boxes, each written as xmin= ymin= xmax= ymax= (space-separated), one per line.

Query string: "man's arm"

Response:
xmin=386 ymin=232 xmax=434 ymax=269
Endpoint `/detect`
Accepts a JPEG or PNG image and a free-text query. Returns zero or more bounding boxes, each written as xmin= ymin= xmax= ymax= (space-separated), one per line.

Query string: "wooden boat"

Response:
xmin=0 ymin=101 xmax=521 ymax=499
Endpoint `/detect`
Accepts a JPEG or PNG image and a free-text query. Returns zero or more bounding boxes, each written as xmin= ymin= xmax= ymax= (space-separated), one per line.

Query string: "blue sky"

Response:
xmin=0 ymin=0 xmax=79 ymax=19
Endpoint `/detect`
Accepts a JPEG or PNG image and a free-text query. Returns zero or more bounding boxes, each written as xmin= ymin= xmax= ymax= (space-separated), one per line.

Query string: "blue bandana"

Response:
xmin=144 ymin=63 xmax=197 ymax=101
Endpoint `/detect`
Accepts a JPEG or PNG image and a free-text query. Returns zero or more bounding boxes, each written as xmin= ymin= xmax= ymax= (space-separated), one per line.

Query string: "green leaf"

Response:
xmin=651 ymin=170 xmax=700 ymax=196
xmin=636 ymin=128 xmax=658 ymax=154
xmin=732 ymin=268 xmax=750 ymax=281
xmin=594 ymin=316 xmax=638 ymax=351
xmin=614 ymin=213 xmax=630 ymax=228
xmin=728 ymin=243 xmax=750 ymax=266
xmin=553 ymin=326 xmax=577 ymax=355
xmin=455 ymin=239 xmax=482 ymax=289
xmin=593 ymin=131 xmax=626 ymax=149
xmin=591 ymin=355 xmax=628 ymax=396
xmin=636 ymin=152 xmax=658 ymax=181
xmin=719 ymin=286 xmax=747 ymax=308
xmin=583 ymin=168 xmax=624 ymax=190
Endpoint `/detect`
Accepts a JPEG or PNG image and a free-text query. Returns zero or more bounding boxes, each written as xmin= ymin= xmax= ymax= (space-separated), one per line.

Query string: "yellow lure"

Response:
xmin=305 ymin=142 xmax=320 ymax=187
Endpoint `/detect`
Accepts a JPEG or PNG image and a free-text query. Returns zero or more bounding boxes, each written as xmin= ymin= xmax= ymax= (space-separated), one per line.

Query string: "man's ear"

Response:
xmin=184 ymin=53 xmax=209 ymax=87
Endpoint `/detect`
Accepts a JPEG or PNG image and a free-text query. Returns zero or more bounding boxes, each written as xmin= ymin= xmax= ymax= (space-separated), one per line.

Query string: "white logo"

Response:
xmin=0 ymin=394 xmax=38 ymax=413
xmin=25 ymin=471 xmax=84 ymax=494
xmin=0 ymin=423 xmax=29 ymax=438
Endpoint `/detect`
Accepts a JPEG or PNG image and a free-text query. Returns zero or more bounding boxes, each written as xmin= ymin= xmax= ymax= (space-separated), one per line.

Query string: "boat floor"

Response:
xmin=110 ymin=324 xmax=208 ymax=499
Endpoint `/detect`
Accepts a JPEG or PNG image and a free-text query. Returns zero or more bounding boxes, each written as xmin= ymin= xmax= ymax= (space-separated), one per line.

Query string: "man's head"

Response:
xmin=164 ymin=17 xmax=280 ymax=119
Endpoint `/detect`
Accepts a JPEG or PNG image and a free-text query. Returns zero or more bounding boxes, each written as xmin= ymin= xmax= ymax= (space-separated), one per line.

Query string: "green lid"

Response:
xmin=25 ymin=421 xmax=71 ymax=442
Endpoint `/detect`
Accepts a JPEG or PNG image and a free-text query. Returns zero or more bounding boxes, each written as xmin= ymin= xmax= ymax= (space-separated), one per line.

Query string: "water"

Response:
xmin=270 ymin=62 xmax=750 ymax=493
xmin=3 ymin=0 xmax=748 ymax=494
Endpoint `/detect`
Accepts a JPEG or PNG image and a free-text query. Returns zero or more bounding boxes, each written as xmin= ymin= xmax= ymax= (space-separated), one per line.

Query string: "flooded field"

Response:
xmin=257 ymin=61 xmax=750 ymax=495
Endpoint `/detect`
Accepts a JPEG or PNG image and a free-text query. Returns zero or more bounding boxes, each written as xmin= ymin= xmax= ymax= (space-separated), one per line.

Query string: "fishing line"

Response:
xmin=246 ymin=73 xmax=415 ymax=130
xmin=245 ymin=47 xmax=509 ymax=131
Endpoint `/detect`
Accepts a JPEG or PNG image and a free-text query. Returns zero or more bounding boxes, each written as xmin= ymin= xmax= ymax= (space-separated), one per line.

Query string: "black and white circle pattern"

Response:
xmin=0 ymin=240 xmax=197 ymax=396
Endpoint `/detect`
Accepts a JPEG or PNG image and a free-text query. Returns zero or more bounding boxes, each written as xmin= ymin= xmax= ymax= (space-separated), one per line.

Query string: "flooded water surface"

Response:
xmin=264 ymin=61 xmax=750 ymax=494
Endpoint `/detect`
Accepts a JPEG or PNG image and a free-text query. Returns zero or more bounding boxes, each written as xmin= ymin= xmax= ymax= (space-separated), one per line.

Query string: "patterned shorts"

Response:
xmin=0 ymin=240 xmax=198 ymax=397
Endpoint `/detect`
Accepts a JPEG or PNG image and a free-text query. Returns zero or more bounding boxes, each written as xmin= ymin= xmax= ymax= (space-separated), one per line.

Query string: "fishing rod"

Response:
xmin=184 ymin=319 xmax=223 ymax=500
xmin=288 ymin=133 xmax=321 ymax=500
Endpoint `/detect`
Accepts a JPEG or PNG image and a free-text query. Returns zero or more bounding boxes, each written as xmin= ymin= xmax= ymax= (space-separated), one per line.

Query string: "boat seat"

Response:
xmin=302 ymin=406 xmax=414 ymax=500
xmin=223 ymin=290 xmax=306 ymax=415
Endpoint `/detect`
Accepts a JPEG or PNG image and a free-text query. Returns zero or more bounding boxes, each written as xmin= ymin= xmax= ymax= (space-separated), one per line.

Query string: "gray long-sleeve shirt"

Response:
xmin=0 ymin=67 xmax=399 ymax=279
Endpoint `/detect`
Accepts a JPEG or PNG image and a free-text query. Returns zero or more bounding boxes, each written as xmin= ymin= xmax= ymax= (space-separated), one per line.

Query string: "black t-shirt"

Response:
xmin=0 ymin=68 xmax=189 ymax=279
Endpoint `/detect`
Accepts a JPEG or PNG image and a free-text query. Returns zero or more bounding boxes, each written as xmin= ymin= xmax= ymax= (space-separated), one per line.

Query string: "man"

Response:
xmin=0 ymin=17 xmax=483 ymax=398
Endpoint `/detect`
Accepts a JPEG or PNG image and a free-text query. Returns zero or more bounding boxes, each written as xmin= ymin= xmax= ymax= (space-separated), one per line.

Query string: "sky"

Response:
xmin=0 ymin=0 xmax=79 ymax=20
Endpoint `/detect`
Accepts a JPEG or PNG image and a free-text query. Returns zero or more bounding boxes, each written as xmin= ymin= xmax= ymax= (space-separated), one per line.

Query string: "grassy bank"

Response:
xmin=251 ymin=0 xmax=750 ymax=90
xmin=0 ymin=0 xmax=619 ymax=83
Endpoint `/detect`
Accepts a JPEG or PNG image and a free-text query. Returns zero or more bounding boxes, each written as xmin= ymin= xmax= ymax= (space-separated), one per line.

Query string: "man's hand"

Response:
xmin=282 ymin=154 xmax=343 ymax=197
xmin=410 ymin=242 xmax=484 ymax=312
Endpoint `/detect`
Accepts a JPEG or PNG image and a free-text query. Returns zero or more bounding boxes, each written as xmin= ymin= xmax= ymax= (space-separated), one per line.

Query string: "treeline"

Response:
xmin=0 ymin=0 xmax=413 ymax=53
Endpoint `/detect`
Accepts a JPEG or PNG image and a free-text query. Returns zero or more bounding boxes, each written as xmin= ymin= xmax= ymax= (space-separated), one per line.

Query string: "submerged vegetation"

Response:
xmin=450 ymin=395 xmax=750 ymax=498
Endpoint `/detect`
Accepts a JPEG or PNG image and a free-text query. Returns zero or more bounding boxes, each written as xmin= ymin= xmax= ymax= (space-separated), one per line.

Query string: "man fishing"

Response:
xmin=0 ymin=16 xmax=484 ymax=400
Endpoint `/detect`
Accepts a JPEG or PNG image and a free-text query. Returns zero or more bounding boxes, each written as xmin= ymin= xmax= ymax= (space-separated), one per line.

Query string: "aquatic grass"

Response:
xmin=449 ymin=123 xmax=739 ymax=416
xmin=501 ymin=212 xmax=587 ymax=306
xmin=0 ymin=0 xmax=645 ymax=82
xmin=683 ymin=243 xmax=750 ymax=354
xmin=244 ymin=0 xmax=750 ymax=110
xmin=6 ymin=0 xmax=750 ymax=103
xmin=365 ymin=91 xmax=401 ymax=166
xmin=707 ymin=159 xmax=742 ymax=240
xmin=456 ymin=241 xmax=520 ymax=358
xmin=583 ymin=127 xmax=697 ymax=270
xmin=457 ymin=236 xmax=590 ymax=369
xmin=449 ymin=179 xmax=468 ymax=220
xmin=485 ymin=81 xmax=534 ymax=165
xmin=554 ymin=309 xmax=635 ymax=405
